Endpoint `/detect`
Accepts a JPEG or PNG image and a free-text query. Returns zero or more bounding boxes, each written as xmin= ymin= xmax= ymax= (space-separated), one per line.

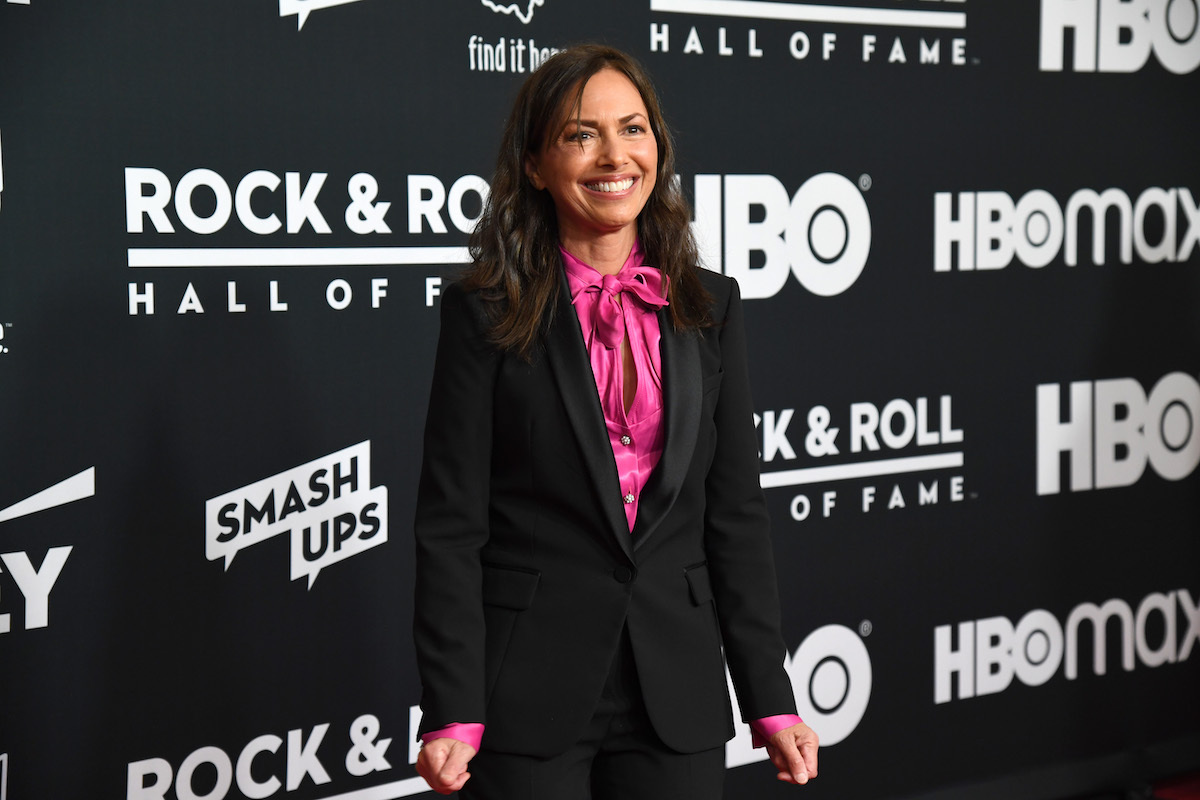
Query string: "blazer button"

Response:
xmin=613 ymin=566 xmax=634 ymax=584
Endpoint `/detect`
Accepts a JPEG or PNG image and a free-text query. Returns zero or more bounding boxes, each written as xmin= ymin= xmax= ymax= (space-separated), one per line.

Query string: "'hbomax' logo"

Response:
xmin=205 ymin=442 xmax=388 ymax=588
xmin=934 ymin=185 xmax=1199 ymax=272
xmin=935 ymin=587 xmax=1200 ymax=703
xmin=1040 ymin=0 xmax=1200 ymax=74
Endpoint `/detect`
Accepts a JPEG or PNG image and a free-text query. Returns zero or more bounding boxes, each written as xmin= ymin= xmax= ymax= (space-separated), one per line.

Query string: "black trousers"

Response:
xmin=459 ymin=630 xmax=726 ymax=800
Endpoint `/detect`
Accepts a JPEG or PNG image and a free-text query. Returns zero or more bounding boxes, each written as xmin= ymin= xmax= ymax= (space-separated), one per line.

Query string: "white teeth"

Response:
xmin=587 ymin=178 xmax=634 ymax=193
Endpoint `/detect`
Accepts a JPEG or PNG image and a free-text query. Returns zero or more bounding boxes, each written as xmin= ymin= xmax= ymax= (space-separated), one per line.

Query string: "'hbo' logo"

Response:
xmin=1040 ymin=0 xmax=1200 ymax=74
xmin=692 ymin=173 xmax=872 ymax=300
xmin=1037 ymin=372 xmax=1200 ymax=495
xmin=787 ymin=624 xmax=872 ymax=746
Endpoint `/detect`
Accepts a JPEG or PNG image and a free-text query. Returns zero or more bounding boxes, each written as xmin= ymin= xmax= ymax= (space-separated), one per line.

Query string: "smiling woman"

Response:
xmin=524 ymin=68 xmax=659 ymax=269
xmin=412 ymin=44 xmax=819 ymax=800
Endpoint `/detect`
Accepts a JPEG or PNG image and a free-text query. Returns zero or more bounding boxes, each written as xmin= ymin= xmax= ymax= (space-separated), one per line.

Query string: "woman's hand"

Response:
xmin=416 ymin=737 xmax=478 ymax=794
xmin=765 ymin=722 xmax=819 ymax=785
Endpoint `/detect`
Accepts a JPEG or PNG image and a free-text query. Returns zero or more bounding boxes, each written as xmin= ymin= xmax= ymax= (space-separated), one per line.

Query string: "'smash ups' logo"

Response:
xmin=934 ymin=185 xmax=1199 ymax=272
xmin=1040 ymin=0 xmax=1200 ymax=74
xmin=205 ymin=442 xmax=388 ymax=588
xmin=649 ymin=0 xmax=970 ymax=67
xmin=935 ymin=587 xmax=1200 ymax=703
xmin=757 ymin=394 xmax=966 ymax=522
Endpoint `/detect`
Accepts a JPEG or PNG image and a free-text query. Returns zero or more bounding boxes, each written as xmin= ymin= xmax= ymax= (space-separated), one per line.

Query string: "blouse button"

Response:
xmin=620 ymin=435 xmax=632 ymax=446
xmin=623 ymin=493 xmax=635 ymax=505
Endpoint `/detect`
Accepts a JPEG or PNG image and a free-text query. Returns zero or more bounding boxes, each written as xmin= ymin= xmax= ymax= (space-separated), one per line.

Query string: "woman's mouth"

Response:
xmin=585 ymin=178 xmax=635 ymax=193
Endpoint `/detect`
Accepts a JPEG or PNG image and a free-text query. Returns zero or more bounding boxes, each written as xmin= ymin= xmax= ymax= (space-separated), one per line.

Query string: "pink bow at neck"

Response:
xmin=570 ymin=265 xmax=669 ymax=350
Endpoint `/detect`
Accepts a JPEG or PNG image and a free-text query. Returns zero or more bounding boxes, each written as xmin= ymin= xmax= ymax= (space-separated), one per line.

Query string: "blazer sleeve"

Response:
xmin=702 ymin=277 xmax=799 ymax=721
xmin=413 ymin=282 xmax=499 ymax=736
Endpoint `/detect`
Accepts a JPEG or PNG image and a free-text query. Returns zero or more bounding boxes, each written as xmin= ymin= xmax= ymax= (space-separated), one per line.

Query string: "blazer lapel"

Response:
xmin=543 ymin=277 xmax=635 ymax=561
xmin=632 ymin=311 xmax=701 ymax=550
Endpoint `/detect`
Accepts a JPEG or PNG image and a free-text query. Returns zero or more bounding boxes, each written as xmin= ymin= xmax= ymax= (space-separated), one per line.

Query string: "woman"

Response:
xmin=414 ymin=44 xmax=818 ymax=799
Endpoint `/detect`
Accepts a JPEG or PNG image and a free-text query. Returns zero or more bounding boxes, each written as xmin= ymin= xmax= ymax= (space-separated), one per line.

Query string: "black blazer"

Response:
xmin=414 ymin=267 xmax=797 ymax=758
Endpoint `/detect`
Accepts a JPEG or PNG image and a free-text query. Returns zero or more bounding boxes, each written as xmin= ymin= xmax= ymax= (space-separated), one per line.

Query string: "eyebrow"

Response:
xmin=572 ymin=112 xmax=649 ymax=128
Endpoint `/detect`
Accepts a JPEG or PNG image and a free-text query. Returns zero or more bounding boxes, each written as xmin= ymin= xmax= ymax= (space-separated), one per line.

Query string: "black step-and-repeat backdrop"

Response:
xmin=2 ymin=1 xmax=1198 ymax=798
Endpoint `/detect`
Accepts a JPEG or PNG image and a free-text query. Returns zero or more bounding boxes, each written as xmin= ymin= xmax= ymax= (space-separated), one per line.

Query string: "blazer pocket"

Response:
xmin=684 ymin=561 xmax=714 ymax=606
xmin=482 ymin=563 xmax=541 ymax=610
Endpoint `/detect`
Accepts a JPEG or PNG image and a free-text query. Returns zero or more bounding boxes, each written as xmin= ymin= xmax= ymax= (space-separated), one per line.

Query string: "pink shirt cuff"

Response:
xmin=749 ymin=714 xmax=805 ymax=748
xmin=421 ymin=722 xmax=484 ymax=752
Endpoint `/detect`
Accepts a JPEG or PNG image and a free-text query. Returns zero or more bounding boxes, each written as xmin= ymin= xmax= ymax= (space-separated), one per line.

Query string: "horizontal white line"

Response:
xmin=316 ymin=776 xmax=431 ymax=800
xmin=128 ymin=247 xmax=472 ymax=268
xmin=0 ymin=467 xmax=96 ymax=524
xmin=760 ymin=452 xmax=964 ymax=488
xmin=650 ymin=0 xmax=967 ymax=29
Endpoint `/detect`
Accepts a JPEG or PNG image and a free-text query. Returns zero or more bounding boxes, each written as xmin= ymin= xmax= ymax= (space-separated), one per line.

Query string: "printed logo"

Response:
xmin=935 ymin=588 xmax=1200 ymax=703
xmin=650 ymin=0 xmax=971 ymax=68
xmin=934 ymin=185 xmax=1200 ymax=272
xmin=727 ymin=622 xmax=872 ymax=766
xmin=1037 ymin=372 xmax=1200 ymax=495
xmin=205 ymin=441 xmax=388 ymax=588
xmin=692 ymin=172 xmax=872 ymax=299
xmin=0 ymin=325 xmax=9 ymax=356
xmin=0 ymin=468 xmax=94 ymax=636
xmin=1040 ymin=0 xmax=1200 ymax=74
xmin=480 ymin=0 xmax=545 ymax=24
xmin=468 ymin=1 xmax=561 ymax=75
xmin=468 ymin=35 xmax=563 ymax=74
xmin=124 ymin=167 xmax=487 ymax=316
xmin=279 ymin=0 xmax=372 ymax=31
xmin=0 ymin=127 xmax=5 ymax=213
xmin=757 ymin=395 xmax=966 ymax=522
xmin=127 ymin=713 xmax=407 ymax=800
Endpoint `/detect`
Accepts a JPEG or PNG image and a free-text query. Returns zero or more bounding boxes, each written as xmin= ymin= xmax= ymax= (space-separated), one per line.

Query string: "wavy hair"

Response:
xmin=462 ymin=44 xmax=712 ymax=358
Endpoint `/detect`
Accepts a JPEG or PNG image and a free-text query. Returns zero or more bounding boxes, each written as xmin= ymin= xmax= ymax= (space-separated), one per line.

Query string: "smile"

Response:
xmin=585 ymin=178 xmax=635 ymax=193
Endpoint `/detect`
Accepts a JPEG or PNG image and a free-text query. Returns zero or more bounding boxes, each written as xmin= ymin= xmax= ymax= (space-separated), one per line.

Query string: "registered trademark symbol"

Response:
xmin=859 ymin=620 xmax=873 ymax=637
xmin=858 ymin=174 xmax=872 ymax=192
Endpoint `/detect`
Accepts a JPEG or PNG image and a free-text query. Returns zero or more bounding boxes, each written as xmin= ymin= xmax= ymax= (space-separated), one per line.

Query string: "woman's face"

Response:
xmin=526 ymin=68 xmax=658 ymax=248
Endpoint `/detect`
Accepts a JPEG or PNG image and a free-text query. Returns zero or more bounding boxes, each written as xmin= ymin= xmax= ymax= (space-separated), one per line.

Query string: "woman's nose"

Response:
xmin=595 ymin=134 xmax=627 ymax=167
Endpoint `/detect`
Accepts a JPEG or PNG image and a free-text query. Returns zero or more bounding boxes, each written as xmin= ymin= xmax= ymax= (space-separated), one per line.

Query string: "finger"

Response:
xmin=799 ymin=738 xmax=819 ymax=777
xmin=770 ymin=739 xmax=808 ymax=785
xmin=447 ymin=771 xmax=472 ymax=793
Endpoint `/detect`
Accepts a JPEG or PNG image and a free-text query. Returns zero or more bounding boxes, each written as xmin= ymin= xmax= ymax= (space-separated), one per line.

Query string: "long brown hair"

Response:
xmin=462 ymin=44 xmax=712 ymax=357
